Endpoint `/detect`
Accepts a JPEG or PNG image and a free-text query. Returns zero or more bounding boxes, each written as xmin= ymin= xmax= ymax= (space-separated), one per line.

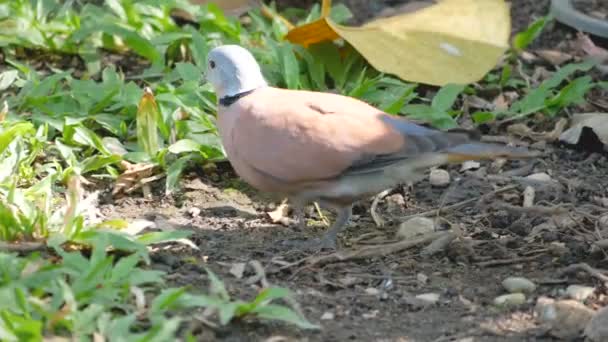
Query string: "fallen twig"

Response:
xmin=476 ymin=254 xmax=544 ymax=267
xmin=370 ymin=189 xmax=392 ymax=227
xmin=0 ymin=241 xmax=45 ymax=253
xmin=494 ymin=202 xmax=569 ymax=216
xmin=560 ymin=262 xmax=608 ymax=284
xmin=303 ymin=231 xmax=445 ymax=267
xmin=421 ymin=231 xmax=457 ymax=256
xmin=400 ymin=185 xmax=518 ymax=220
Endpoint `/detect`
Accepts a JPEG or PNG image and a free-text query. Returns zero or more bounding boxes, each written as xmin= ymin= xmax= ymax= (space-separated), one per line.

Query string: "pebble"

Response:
xmin=188 ymin=207 xmax=201 ymax=217
xmin=397 ymin=217 xmax=435 ymax=240
xmin=415 ymin=293 xmax=440 ymax=305
xmin=502 ymin=277 xmax=536 ymax=294
xmin=429 ymin=169 xmax=450 ymax=187
xmin=526 ymin=172 xmax=553 ymax=183
xmin=493 ymin=293 xmax=526 ymax=307
xmin=585 ymin=306 xmax=608 ymax=341
xmin=599 ymin=214 xmax=608 ymax=230
xmin=460 ymin=161 xmax=480 ymax=171
xmin=416 ymin=273 xmax=429 ymax=285
xmin=320 ymin=311 xmax=335 ymax=320
xmin=365 ymin=287 xmax=380 ymax=296
xmin=566 ymin=285 xmax=595 ymax=302
xmin=535 ymin=298 xmax=595 ymax=340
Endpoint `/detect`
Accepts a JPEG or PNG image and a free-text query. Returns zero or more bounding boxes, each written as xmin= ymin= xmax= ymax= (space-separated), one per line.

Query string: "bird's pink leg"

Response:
xmin=318 ymin=205 xmax=352 ymax=250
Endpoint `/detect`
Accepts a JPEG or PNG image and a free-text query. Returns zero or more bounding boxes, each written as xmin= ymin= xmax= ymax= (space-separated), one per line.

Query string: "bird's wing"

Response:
xmin=231 ymin=87 xmax=530 ymax=186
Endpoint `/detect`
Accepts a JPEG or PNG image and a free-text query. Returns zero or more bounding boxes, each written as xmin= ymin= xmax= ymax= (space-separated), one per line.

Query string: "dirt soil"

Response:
xmin=97 ymin=1 xmax=608 ymax=341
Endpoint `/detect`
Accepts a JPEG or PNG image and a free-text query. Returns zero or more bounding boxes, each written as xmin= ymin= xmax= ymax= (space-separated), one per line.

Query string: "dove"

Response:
xmin=205 ymin=44 xmax=537 ymax=250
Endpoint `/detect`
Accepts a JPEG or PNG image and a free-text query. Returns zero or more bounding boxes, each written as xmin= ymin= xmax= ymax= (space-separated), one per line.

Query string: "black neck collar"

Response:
xmin=219 ymin=89 xmax=256 ymax=107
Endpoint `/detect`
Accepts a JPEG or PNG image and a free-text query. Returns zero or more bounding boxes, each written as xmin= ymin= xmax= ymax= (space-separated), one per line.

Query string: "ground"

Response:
xmin=99 ymin=1 xmax=608 ymax=341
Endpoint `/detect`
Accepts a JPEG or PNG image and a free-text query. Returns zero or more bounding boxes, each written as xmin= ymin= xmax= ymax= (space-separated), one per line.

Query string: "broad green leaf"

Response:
xmin=472 ymin=111 xmax=496 ymax=124
xmin=512 ymin=15 xmax=552 ymax=51
xmin=252 ymin=304 xmax=319 ymax=330
xmin=0 ymin=122 xmax=34 ymax=154
xmin=431 ymin=84 xmax=465 ymax=112
xmin=0 ymin=70 xmax=18 ymax=91
xmin=205 ymin=268 xmax=229 ymax=301
xmin=135 ymin=230 xmax=193 ymax=246
xmin=168 ymin=139 xmax=201 ymax=154
xmin=175 ymin=62 xmax=201 ymax=83
xmin=136 ymin=89 xmax=161 ymax=157
xmin=165 ymin=155 xmax=192 ymax=194
xmin=279 ymin=44 xmax=300 ymax=89
xmin=190 ymin=29 xmax=209 ymax=70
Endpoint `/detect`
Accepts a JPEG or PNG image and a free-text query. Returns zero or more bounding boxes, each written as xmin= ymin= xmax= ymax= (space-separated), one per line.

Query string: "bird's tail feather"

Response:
xmin=443 ymin=142 xmax=539 ymax=164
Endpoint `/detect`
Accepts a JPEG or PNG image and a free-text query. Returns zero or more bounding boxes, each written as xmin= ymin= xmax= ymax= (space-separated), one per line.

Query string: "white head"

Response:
xmin=205 ymin=45 xmax=268 ymax=100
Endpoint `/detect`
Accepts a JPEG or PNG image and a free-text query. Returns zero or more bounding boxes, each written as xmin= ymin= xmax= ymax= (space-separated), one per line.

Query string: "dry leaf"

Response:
xmin=112 ymin=161 xmax=160 ymax=197
xmin=560 ymin=113 xmax=608 ymax=151
xmin=536 ymin=49 xmax=572 ymax=66
xmin=507 ymin=118 xmax=567 ymax=142
xmin=286 ymin=0 xmax=510 ymax=86
xmin=267 ymin=201 xmax=290 ymax=224
xmin=575 ymin=32 xmax=608 ymax=63
xmin=492 ymin=93 xmax=509 ymax=111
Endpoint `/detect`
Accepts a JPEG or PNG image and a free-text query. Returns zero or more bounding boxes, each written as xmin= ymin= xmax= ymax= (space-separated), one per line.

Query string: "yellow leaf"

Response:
xmin=285 ymin=0 xmax=510 ymax=86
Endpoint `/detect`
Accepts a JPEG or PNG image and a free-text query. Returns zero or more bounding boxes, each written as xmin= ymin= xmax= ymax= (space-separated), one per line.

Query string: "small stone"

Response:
xmin=416 ymin=273 xmax=429 ymax=285
xmin=385 ymin=194 xmax=406 ymax=214
xmin=229 ymin=262 xmax=246 ymax=279
xmin=566 ymin=285 xmax=595 ymax=302
xmin=320 ymin=311 xmax=335 ymax=320
xmin=494 ymin=293 xmax=526 ymax=307
xmin=599 ymin=215 xmax=608 ymax=230
xmin=415 ymin=293 xmax=440 ymax=305
xmin=502 ymin=277 xmax=536 ymax=294
xmin=362 ymin=310 xmax=379 ymax=319
xmin=536 ymin=299 xmax=595 ymax=340
xmin=188 ymin=207 xmax=201 ymax=217
xmin=429 ymin=169 xmax=450 ymax=187
xmin=460 ymin=161 xmax=480 ymax=172
xmin=365 ymin=287 xmax=380 ymax=296
xmin=585 ymin=306 xmax=608 ymax=341
xmin=526 ymin=172 xmax=553 ymax=182
xmin=397 ymin=217 xmax=435 ymax=240
xmin=489 ymin=158 xmax=507 ymax=173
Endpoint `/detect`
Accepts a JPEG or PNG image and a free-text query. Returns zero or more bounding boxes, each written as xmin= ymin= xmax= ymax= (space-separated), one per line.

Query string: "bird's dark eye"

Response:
xmin=209 ymin=60 xmax=216 ymax=69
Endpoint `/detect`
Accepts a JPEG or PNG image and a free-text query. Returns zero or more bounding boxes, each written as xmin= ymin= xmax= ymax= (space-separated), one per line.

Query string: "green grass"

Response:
xmin=0 ymin=0 xmax=603 ymax=339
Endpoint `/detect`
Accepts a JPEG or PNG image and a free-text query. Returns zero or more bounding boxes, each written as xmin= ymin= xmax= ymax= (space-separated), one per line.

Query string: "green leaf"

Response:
xmin=472 ymin=111 xmax=496 ymax=124
xmin=175 ymin=62 xmax=201 ymax=82
xmin=251 ymin=287 xmax=292 ymax=307
xmin=190 ymin=29 xmax=209 ymax=70
xmin=136 ymin=89 xmax=161 ymax=157
xmin=205 ymin=268 xmax=229 ymax=301
xmin=149 ymin=287 xmax=187 ymax=315
xmin=165 ymin=155 xmax=192 ymax=194
xmin=99 ymin=22 xmax=162 ymax=63
xmin=0 ymin=122 xmax=34 ymax=155
xmin=218 ymin=302 xmax=239 ymax=325
xmin=80 ymin=155 xmax=122 ymax=173
xmin=512 ymin=15 xmax=552 ymax=51
xmin=546 ymin=76 xmax=594 ymax=111
xmin=70 ymin=125 xmax=111 ymax=155
xmin=0 ymin=70 xmax=18 ymax=91
xmin=431 ymin=84 xmax=465 ymax=112
xmin=135 ymin=230 xmax=193 ymax=246
xmin=279 ymin=44 xmax=300 ymax=89
xmin=252 ymin=304 xmax=319 ymax=330
xmin=168 ymin=139 xmax=201 ymax=154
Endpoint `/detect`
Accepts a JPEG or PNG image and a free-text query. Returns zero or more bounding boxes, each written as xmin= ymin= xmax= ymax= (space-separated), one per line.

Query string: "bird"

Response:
xmin=204 ymin=44 xmax=537 ymax=250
